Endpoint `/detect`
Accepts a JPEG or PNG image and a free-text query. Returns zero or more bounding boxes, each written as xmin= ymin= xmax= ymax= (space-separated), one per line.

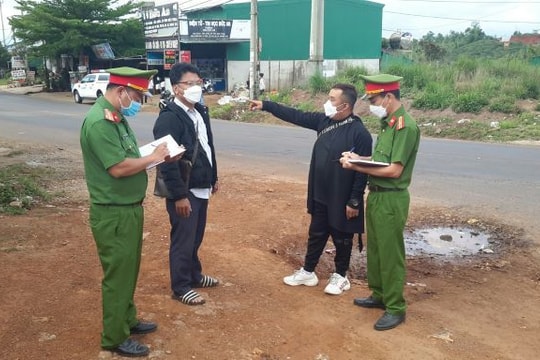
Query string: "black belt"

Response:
xmin=368 ymin=185 xmax=405 ymax=192
xmin=93 ymin=201 xmax=143 ymax=207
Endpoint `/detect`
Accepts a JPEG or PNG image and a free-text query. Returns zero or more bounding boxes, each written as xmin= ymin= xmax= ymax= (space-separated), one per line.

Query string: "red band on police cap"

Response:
xmin=109 ymin=74 xmax=149 ymax=92
xmin=365 ymin=81 xmax=400 ymax=95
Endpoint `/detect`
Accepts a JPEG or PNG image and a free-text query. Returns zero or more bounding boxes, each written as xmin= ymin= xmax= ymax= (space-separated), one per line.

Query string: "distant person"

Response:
xmin=340 ymin=74 xmax=420 ymax=331
xmin=249 ymin=83 xmax=372 ymax=295
xmin=80 ymin=67 xmax=174 ymax=357
xmin=259 ymin=73 xmax=266 ymax=96
xmin=153 ymin=63 xmax=219 ymax=306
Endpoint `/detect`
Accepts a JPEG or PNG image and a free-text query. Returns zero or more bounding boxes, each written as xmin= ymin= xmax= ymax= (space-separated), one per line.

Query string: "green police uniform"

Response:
xmin=361 ymin=74 xmax=421 ymax=316
xmin=80 ymin=67 xmax=156 ymax=349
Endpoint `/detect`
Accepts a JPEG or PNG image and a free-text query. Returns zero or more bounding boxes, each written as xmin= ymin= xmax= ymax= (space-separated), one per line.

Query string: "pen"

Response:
xmin=332 ymin=146 xmax=356 ymax=162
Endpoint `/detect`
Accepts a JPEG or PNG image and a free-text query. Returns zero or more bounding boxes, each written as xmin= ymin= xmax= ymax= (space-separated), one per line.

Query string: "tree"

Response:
xmin=0 ymin=42 xmax=10 ymax=71
xmin=9 ymin=0 xmax=145 ymax=60
xmin=418 ymin=40 xmax=447 ymax=62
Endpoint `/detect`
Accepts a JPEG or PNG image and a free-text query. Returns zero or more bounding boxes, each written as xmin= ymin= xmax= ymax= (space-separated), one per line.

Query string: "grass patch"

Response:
xmin=0 ymin=164 xmax=52 ymax=214
xmin=488 ymin=96 xmax=520 ymax=114
xmin=417 ymin=113 xmax=540 ymax=142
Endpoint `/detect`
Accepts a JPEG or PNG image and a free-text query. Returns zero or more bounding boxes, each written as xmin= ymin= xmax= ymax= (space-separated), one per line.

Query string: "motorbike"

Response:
xmin=202 ymin=78 xmax=215 ymax=94
xmin=158 ymin=89 xmax=174 ymax=110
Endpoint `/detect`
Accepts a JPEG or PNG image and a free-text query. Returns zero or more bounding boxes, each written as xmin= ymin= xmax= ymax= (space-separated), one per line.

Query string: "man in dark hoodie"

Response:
xmin=153 ymin=63 xmax=219 ymax=306
xmin=249 ymin=84 xmax=372 ymax=296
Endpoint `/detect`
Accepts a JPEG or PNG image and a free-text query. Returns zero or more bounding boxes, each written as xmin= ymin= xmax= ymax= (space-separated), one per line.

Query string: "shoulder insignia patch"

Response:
xmin=104 ymin=109 xmax=121 ymax=123
xmin=397 ymin=116 xmax=405 ymax=130
xmin=388 ymin=116 xmax=396 ymax=128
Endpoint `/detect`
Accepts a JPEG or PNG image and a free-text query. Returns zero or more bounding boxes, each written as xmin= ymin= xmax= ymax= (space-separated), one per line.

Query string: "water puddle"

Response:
xmin=405 ymin=227 xmax=493 ymax=257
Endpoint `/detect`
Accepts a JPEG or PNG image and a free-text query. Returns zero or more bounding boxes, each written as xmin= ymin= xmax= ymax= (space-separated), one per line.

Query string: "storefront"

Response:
xmin=141 ymin=3 xmax=249 ymax=92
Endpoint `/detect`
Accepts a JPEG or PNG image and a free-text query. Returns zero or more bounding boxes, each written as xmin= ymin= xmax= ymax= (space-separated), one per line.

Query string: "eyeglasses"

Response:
xmin=177 ymin=80 xmax=203 ymax=87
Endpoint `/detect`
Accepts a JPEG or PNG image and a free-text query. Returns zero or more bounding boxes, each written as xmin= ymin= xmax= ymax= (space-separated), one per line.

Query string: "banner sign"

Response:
xmin=141 ymin=2 xmax=250 ymax=51
xmin=141 ymin=2 xmax=179 ymax=37
xmin=147 ymin=51 xmax=165 ymax=66
xmin=145 ymin=38 xmax=178 ymax=51
xmin=187 ymin=19 xmax=232 ymax=39
xmin=180 ymin=50 xmax=191 ymax=63
xmin=164 ymin=50 xmax=177 ymax=70
xmin=91 ymin=43 xmax=115 ymax=60
xmin=11 ymin=69 xmax=26 ymax=80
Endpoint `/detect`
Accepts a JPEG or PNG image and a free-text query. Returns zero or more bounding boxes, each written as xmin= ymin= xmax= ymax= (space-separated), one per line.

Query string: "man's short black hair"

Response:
xmin=332 ymin=83 xmax=358 ymax=108
xmin=169 ymin=63 xmax=201 ymax=85
xmin=380 ymin=89 xmax=401 ymax=100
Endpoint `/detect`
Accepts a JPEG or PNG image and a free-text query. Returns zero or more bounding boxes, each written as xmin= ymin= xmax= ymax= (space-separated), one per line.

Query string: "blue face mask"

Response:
xmin=120 ymin=90 xmax=142 ymax=117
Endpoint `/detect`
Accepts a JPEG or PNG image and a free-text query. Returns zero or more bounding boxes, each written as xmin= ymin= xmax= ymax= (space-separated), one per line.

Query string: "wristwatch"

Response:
xmin=347 ymin=198 xmax=360 ymax=209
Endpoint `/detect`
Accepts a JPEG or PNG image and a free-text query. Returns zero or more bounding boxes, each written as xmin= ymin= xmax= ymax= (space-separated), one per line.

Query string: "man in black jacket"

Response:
xmin=153 ymin=63 xmax=219 ymax=306
xmin=249 ymin=84 xmax=372 ymax=295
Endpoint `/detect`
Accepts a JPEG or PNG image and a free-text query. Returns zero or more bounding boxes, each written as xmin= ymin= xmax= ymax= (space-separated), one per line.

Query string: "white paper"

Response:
xmin=139 ymin=134 xmax=186 ymax=169
xmin=347 ymin=159 xmax=390 ymax=167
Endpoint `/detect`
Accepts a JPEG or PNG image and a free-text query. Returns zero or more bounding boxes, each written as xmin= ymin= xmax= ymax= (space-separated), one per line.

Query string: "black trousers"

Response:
xmin=303 ymin=201 xmax=354 ymax=276
xmin=166 ymin=193 xmax=208 ymax=296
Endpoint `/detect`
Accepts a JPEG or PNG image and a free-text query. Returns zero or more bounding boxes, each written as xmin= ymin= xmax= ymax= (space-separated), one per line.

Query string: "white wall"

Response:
xmin=226 ymin=59 xmax=379 ymax=93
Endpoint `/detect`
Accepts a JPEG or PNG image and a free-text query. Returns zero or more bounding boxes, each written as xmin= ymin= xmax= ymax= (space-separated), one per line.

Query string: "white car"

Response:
xmin=72 ymin=72 xmax=110 ymax=103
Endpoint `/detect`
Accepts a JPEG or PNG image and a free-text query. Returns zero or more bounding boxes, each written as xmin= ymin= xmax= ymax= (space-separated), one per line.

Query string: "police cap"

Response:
xmin=359 ymin=74 xmax=403 ymax=99
xmin=107 ymin=67 xmax=158 ymax=97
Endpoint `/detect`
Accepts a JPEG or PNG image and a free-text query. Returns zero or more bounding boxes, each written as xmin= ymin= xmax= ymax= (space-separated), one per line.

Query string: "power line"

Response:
xmin=386 ymin=11 xmax=540 ymax=24
xmin=393 ymin=0 xmax=540 ymax=3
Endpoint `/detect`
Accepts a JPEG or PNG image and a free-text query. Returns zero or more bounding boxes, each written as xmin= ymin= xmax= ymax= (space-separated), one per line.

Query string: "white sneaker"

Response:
xmin=283 ymin=268 xmax=319 ymax=286
xmin=324 ymin=273 xmax=351 ymax=295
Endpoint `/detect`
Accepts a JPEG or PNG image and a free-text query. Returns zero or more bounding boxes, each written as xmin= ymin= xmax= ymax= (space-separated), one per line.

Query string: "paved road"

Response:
xmin=1 ymin=91 xmax=539 ymax=239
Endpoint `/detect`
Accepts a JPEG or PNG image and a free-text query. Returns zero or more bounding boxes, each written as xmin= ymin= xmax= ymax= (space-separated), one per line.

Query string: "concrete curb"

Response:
xmin=0 ymin=85 xmax=46 ymax=95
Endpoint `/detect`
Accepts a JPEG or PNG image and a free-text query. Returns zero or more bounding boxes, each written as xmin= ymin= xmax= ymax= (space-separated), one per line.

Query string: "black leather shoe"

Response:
xmin=130 ymin=321 xmax=158 ymax=335
xmin=353 ymin=296 xmax=386 ymax=309
xmin=374 ymin=312 xmax=406 ymax=331
xmin=110 ymin=338 xmax=149 ymax=357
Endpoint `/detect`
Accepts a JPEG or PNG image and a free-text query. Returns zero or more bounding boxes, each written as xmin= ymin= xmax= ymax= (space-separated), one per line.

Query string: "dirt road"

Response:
xmin=0 ymin=136 xmax=539 ymax=360
xmin=1 ymin=87 xmax=540 ymax=359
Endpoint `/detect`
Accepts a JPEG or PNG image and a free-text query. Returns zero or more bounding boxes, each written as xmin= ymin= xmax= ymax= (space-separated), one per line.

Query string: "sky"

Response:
xmin=1 ymin=0 xmax=540 ymax=46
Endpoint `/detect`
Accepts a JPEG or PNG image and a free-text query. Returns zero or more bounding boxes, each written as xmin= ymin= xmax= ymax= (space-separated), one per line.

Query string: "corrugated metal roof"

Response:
xmin=180 ymin=0 xmax=244 ymax=13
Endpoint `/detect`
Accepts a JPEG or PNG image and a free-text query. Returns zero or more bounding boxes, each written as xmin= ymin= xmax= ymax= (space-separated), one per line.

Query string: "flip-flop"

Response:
xmin=193 ymin=275 xmax=219 ymax=288
xmin=172 ymin=290 xmax=206 ymax=306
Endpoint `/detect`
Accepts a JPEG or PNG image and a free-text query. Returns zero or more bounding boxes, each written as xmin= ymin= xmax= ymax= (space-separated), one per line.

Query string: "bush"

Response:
xmin=451 ymin=91 xmax=489 ymax=113
xmin=488 ymin=96 xmax=520 ymax=114
xmin=333 ymin=66 xmax=368 ymax=89
xmin=209 ymin=104 xmax=235 ymax=120
xmin=0 ymin=164 xmax=51 ymax=214
xmin=518 ymin=77 xmax=540 ymax=100
xmin=383 ymin=63 xmax=431 ymax=91
xmin=412 ymin=83 xmax=454 ymax=110
xmin=454 ymin=56 xmax=478 ymax=79
xmin=308 ymin=73 xmax=330 ymax=94
xmin=267 ymin=89 xmax=292 ymax=105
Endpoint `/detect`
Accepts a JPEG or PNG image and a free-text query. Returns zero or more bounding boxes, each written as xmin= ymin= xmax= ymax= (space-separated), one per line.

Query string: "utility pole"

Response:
xmin=0 ymin=0 xmax=6 ymax=46
xmin=249 ymin=0 xmax=259 ymax=99
xmin=308 ymin=0 xmax=324 ymax=76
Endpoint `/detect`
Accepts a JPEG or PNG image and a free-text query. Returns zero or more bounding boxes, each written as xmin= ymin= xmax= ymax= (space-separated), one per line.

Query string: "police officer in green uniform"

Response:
xmin=80 ymin=67 xmax=172 ymax=357
xmin=340 ymin=74 xmax=420 ymax=331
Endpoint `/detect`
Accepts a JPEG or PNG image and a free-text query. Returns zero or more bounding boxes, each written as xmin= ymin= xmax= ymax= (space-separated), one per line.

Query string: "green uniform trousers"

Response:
xmin=366 ymin=190 xmax=410 ymax=315
xmin=90 ymin=204 xmax=144 ymax=348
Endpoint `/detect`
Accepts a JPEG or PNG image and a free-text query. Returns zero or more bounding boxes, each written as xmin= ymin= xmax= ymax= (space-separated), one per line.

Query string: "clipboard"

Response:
xmin=347 ymin=159 xmax=390 ymax=167
xmin=139 ymin=134 xmax=186 ymax=169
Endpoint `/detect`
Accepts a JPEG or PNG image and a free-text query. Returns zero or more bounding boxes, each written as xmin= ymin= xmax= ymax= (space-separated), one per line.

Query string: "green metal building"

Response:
xmin=179 ymin=0 xmax=383 ymax=91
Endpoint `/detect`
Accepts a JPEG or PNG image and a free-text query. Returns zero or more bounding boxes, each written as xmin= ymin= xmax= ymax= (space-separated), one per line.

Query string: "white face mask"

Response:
xmin=183 ymin=85 xmax=203 ymax=104
xmin=323 ymin=100 xmax=338 ymax=118
xmin=369 ymin=104 xmax=388 ymax=119
xmin=369 ymin=96 xmax=389 ymax=119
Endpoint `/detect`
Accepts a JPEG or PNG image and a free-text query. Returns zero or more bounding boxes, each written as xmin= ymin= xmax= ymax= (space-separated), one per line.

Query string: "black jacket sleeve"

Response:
xmin=153 ymin=108 xmax=190 ymax=200
xmin=262 ymin=101 xmax=326 ymax=131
